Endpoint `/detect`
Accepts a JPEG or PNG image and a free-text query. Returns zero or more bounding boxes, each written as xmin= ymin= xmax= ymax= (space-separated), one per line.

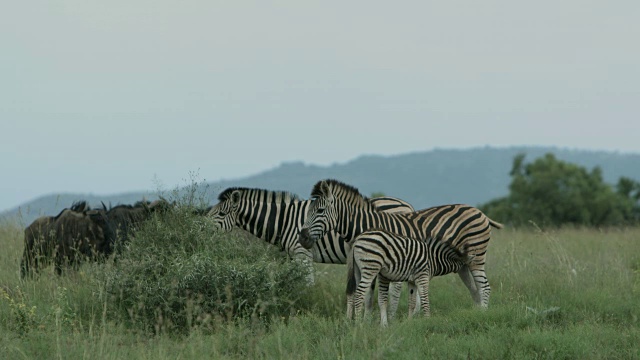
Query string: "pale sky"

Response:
xmin=1 ymin=0 xmax=639 ymax=212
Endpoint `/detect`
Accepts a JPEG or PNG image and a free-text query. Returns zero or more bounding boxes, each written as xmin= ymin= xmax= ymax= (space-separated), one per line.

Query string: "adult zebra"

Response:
xmin=206 ymin=187 xmax=415 ymax=316
xmin=348 ymin=230 xmax=469 ymax=326
xmin=298 ymin=179 xmax=504 ymax=309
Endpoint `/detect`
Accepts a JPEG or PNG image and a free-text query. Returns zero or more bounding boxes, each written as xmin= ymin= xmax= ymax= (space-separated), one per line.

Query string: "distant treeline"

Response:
xmin=479 ymin=153 xmax=640 ymax=227
xmin=4 ymin=147 xmax=640 ymax=228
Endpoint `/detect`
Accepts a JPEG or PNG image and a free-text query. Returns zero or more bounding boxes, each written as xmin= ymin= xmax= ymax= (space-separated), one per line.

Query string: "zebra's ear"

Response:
xmin=320 ymin=181 xmax=334 ymax=202
xmin=231 ymin=190 xmax=241 ymax=205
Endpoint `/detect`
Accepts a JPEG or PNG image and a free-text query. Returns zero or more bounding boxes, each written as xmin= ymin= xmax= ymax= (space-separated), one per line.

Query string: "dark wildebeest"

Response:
xmin=21 ymin=214 xmax=56 ymax=278
xmin=51 ymin=203 xmax=115 ymax=274
xmin=107 ymin=198 xmax=171 ymax=254
xmin=20 ymin=201 xmax=114 ymax=277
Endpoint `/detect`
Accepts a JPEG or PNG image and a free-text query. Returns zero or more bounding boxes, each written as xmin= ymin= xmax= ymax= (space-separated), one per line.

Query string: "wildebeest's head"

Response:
xmin=107 ymin=198 xmax=172 ymax=253
xmin=148 ymin=198 xmax=172 ymax=214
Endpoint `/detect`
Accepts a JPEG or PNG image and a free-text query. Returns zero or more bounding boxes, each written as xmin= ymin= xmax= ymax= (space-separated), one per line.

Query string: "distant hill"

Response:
xmin=3 ymin=146 xmax=640 ymax=226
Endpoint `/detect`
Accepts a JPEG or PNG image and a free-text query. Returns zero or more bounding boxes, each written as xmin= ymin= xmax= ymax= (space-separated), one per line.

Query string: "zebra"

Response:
xmin=347 ymin=229 xmax=469 ymax=326
xmin=206 ymin=187 xmax=416 ymax=317
xmin=298 ymin=179 xmax=504 ymax=309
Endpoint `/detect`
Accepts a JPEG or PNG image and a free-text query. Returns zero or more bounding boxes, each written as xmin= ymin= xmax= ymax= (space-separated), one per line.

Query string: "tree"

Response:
xmin=616 ymin=176 xmax=640 ymax=222
xmin=481 ymin=153 xmax=638 ymax=227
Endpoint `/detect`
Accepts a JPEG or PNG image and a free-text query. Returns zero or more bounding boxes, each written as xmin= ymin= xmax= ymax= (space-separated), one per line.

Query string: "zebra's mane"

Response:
xmin=311 ymin=179 xmax=374 ymax=209
xmin=218 ymin=187 xmax=301 ymax=203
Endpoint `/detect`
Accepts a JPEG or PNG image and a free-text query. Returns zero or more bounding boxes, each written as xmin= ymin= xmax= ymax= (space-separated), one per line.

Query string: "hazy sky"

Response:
xmin=1 ymin=0 xmax=639 ymax=212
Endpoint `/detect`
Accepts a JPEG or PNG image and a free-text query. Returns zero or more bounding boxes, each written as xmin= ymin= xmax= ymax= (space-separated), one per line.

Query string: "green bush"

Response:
xmin=481 ymin=153 xmax=640 ymax=227
xmin=102 ymin=205 xmax=311 ymax=333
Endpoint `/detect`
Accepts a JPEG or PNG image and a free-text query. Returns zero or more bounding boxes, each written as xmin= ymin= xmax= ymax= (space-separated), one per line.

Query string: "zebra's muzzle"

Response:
xmin=297 ymin=228 xmax=315 ymax=250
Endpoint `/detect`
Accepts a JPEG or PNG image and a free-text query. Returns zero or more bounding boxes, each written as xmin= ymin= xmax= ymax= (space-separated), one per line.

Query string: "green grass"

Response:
xmin=1 ymin=218 xmax=639 ymax=359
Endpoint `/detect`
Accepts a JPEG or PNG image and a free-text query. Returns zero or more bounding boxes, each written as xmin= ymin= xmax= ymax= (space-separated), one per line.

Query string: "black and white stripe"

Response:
xmin=347 ymin=229 xmax=468 ymax=326
xmin=207 ymin=187 xmax=415 ymax=315
xmin=298 ymin=179 xmax=504 ymax=309
xmin=208 ymin=188 xmax=414 ymax=263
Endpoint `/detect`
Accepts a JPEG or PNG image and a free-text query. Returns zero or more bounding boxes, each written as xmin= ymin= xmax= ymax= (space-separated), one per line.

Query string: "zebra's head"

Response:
xmin=207 ymin=188 xmax=242 ymax=231
xmin=298 ymin=180 xmax=338 ymax=249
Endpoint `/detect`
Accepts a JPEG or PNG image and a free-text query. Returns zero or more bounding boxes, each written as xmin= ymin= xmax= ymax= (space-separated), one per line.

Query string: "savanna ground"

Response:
xmin=1 ymin=216 xmax=639 ymax=359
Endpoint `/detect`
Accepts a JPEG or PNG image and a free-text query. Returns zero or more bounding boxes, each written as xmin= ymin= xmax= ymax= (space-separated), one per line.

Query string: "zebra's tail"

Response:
xmin=489 ymin=218 xmax=504 ymax=229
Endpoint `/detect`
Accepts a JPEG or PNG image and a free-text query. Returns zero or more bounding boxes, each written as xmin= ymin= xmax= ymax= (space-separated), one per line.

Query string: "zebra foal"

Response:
xmin=347 ymin=229 xmax=468 ymax=326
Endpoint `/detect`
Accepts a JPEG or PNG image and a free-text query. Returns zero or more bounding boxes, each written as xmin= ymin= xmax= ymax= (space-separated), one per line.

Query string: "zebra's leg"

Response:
xmin=377 ymin=277 xmax=391 ymax=327
xmin=469 ymin=263 xmax=490 ymax=309
xmin=346 ymin=293 xmax=354 ymax=320
xmin=292 ymin=249 xmax=315 ymax=286
xmin=407 ymin=281 xmax=417 ymax=318
xmin=302 ymin=257 xmax=315 ymax=286
xmin=407 ymin=282 xmax=423 ymax=317
xmin=458 ymin=264 xmax=481 ymax=306
xmin=346 ymin=244 xmax=357 ymax=320
xmin=414 ymin=287 xmax=422 ymax=316
xmin=415 ymin=272 xmax=431 ymax=317
xmin=387 ymin=282 xmax=403 ymax=319
xmin=354 ymin=273 xmax=376 ymax=322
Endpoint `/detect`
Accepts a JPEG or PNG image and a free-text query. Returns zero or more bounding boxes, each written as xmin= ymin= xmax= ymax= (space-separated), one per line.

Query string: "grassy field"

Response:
xmin=1 ymin=219 xmax=639 ymax=359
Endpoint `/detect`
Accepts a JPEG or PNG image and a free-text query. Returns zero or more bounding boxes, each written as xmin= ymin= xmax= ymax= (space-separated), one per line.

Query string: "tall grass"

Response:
xmin=1 ymin=214 xmax=639 ymax=359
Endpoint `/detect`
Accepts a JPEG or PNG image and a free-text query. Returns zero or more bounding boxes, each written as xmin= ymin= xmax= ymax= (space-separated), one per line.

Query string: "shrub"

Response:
xmin=102 ymin=205 xmax=311 ymax=334
xmin=480 ymin=153 xmax=640 ymax=227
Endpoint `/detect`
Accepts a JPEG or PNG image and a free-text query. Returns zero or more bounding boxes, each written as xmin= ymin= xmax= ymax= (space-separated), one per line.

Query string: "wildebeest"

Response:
xmin=21 ymin=214 xmax=56 ymax=278
xmin=107 ymin=198 xmax=171 ymax=254
xmin=20 ymin=201 xmax=115 ymax=278
xmin=52 ymin=203 xmax=115 ymax=274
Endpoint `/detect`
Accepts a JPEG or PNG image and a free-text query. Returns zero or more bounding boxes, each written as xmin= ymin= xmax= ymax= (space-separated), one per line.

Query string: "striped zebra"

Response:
xmin=347 ymin=229 xmax=469 ymax=326
xmin=206 ymin=187 xmax=415 ymax=316
xmin=298 ymin=179 xmax=504 ymax=309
